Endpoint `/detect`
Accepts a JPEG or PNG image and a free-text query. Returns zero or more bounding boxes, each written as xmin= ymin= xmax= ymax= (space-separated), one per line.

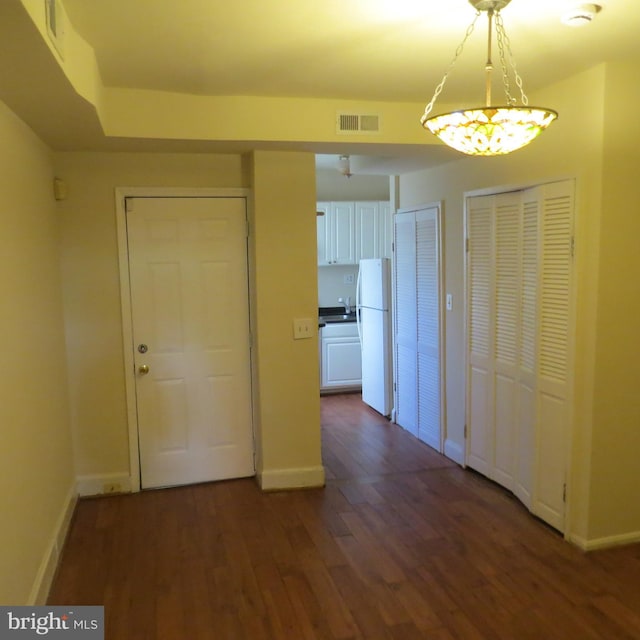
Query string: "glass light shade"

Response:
xmin=421 ymin=106 xmax=558 ymax=156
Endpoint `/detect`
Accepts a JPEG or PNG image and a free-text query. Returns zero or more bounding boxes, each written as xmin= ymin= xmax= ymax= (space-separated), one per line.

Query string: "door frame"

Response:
xmin=115 ymin=187 xmax=252 ymax=492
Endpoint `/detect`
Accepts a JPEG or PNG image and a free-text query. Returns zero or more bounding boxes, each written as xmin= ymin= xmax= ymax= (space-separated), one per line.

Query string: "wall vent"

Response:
xmin=336 ymin=113 xmax=381 ymax=134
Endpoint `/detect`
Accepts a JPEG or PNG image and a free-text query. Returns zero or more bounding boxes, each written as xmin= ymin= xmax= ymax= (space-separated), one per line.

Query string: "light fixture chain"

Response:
xmin=423 ymin=12 xmax=481 ymax=118
xmin=495 ymin=12 xmax=529 ymax=106
xmin=495 ymin=13 xmax=515 ymax=105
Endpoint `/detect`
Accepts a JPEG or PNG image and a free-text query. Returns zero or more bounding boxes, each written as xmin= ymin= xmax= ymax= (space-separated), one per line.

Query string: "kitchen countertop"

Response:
xmin=318 ymin=306 xmax=357 ymax=324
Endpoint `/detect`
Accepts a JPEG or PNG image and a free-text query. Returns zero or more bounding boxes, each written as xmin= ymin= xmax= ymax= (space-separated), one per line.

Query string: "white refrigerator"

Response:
xmin=356 ymin=258 xmax=393 ymax=417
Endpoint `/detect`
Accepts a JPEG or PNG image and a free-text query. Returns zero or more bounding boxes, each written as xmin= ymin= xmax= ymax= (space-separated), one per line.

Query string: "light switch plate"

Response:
xmin=293 ymin=318 xmax=314 ymax=340
xmin=446 ymin=294 xmax=453 ymax=311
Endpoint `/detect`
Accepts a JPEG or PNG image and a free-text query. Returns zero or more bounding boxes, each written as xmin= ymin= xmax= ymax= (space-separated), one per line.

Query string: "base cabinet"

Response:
xmin=320 ymin=323 xmax=362 ymax=392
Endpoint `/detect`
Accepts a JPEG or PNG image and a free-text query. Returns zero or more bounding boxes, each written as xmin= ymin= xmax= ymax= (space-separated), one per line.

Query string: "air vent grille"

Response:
xmin=336 ymin=113 xmax=381 ymax=134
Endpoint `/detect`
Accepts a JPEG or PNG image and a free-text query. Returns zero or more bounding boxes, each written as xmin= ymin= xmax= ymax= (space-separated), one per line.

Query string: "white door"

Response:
xmin=394 ymin=206 xmax=443 ymax=450
xmin=465 ymin=180 xmax=574 ymax=532
xmin=394 ymin=211 xmax=418 ymax=438
xmin=416 ymin=208 xmax=442 ymax=450
xmin=126 ymin=196 xmax=254 ymax=489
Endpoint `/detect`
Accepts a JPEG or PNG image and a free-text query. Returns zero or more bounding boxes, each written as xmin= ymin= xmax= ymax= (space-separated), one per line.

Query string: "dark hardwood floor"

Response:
xmin=49 ymin=393 xmax=640 ymax=639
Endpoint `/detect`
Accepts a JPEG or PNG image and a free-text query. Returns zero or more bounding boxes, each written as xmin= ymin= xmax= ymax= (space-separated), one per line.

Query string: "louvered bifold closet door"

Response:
xmin=514 ymin=190 xmax=539 ymax=509
xmin=416 ymin=208 xmax=442 ymax=450
xmin=466 ymin=196 xmax=494 ymax=477
xmin=394 ymin=211 xmax=418 ymax=437
xmin=534 ymin=180 xmax=575 ymax=532
xmin=493 ymin=192 xmax=522 ymax=491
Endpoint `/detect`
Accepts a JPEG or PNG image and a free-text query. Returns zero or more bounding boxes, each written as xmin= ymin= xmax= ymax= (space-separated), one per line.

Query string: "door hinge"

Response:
xmin=464 ymin=424 xmax=468 ymax=439
xmin=465 ymin=238 xmax=470 ymax=253
xmin=391 ymin=241 xmax=395 ymax=253
xmin=125 ymin=197 xmax=133 ymax=213
xmin=393 ymin=382 xmax=397 ymax=392
xmin=570 ymin=236 xmax=575 ymax=258
xmin=563 ymin=483 xmax=567 ymax=503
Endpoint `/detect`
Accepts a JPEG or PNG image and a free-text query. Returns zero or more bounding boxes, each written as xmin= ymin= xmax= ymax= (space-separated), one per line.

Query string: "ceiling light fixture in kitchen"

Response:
xmin=421 ymin=0 xmax=558 ymax=156
xmin=337 ymin=155 xmax=353 ymax=178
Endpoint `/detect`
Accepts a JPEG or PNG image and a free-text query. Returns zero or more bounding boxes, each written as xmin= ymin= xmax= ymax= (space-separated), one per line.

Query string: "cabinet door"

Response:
xmin=355 ymin=201 xmax=380 ymax=261
xmin=332 ymin=202 xmax=356 ymax=264
xmin=316 ymin=202 xmax=331 ymax=266
xmin=321 ymin=337 xmax=362 ymax=388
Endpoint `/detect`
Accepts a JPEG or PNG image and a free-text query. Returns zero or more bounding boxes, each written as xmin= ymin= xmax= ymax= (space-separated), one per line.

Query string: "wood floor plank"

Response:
xmin=48 ymin=393 xmax=640 ymax=639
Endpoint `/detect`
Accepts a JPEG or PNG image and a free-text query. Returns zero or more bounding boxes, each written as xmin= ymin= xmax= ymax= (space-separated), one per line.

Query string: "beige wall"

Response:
xmin=0 ymin=99 xmax=75 ymax=603
xmin=56 ymin=152 xmax=246 ymax=480
xmin=249 ymin=151 xmax=324 ymax=487
xmin=398 ymin=64 xmax=610 ymax=544
xmin=56 ymin=149 xmax=323 ymax=490
xmin=589 ymin=62 xmax=640 ymax=540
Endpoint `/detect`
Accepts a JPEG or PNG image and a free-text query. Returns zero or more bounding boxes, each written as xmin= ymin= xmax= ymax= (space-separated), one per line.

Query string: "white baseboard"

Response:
xmin=569 ymin=529 xmax=640 ymax=551
xmin=76 ymin=472 xmax=132 ymax=497
xmin=28 ymin=484 xmax=77 ymax=605
xmin=258 ymin=466 xmax=325 ymax=491
xmin=444 ymin=438 xmax=465 ymax=465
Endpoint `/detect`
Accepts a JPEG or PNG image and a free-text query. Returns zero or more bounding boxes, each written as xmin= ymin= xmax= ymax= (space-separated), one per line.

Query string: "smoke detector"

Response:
xmin=561 ymin=4 xmax=602 ymax=27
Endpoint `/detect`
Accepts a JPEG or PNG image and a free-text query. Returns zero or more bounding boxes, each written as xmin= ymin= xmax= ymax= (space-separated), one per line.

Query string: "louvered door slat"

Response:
xmin=520 ymin=199 xmax=538 ymax=373
xmin=495 ymin=198 xmax=520 ymax=366
xmin=469 ymin=204 xmax=492 ymax=359
xmin=540 ymin=193 xmax=572 ymax=384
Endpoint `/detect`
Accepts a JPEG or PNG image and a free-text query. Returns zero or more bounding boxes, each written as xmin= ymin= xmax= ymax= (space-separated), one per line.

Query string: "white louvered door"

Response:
xmin=394 ymin=211 xmax=418 ymax=438
xmin=466 ymin=180 xmax=574 ymax=531
xmin=514 ymin=191 xmax=539 ymax=510
xmin=467 ymin=196 xmax=494 ymax=476
xmin=416 ymin=209 xmax=442 ymax=449
xmin=534 ymin=181 xmax=575 ymax=531
xmin=394 ymin=206 xmax=442 ymax=450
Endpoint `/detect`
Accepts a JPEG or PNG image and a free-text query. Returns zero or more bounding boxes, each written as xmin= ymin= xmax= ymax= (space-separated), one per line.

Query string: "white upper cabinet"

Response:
xmin=355 ymin=201 xmax=380 ymax=260
xmin=316 ymin=202 xmax=330 ymax=265
xmin=318 ymin=200 xmax=392 ymax=265
xmin=317 ymin=201 xmax=355 ymax=265
xmin=332 ymin=202 xmax=357 ymax=264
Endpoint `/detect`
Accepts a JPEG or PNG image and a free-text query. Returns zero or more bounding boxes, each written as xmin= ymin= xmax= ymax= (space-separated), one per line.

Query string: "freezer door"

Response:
xmin=359 ymin=258 xmax=391 ymax=311
xmin=360 ymin=306 xmax=392 ymax=416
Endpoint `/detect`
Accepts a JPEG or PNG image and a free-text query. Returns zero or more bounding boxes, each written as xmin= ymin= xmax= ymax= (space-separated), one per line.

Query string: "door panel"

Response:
xmin=127 ymin=196 xmax=254 ymax=489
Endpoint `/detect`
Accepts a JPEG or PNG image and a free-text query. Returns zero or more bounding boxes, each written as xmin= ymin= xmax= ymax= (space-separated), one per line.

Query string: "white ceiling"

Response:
xmin=16 ymin=0 xmax=640 ymax=172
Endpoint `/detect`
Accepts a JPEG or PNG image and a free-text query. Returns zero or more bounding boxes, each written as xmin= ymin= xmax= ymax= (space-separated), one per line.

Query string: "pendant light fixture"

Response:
xmin=421 ymin=0 xmax=557 ymax=156
xmin=337 ymin=155 xmax=353 ymax=178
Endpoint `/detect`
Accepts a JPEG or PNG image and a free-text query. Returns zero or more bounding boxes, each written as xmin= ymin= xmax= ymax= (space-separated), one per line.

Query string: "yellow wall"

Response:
xmin=0 ymin=99 xmax=75 ymax=603
xmin=589 ymin=62 xmax=640 ymax=540
xmin=55 ymin=149 xmax=323 ymax=490
xmin=55 ymin=152 xmax=246 ymax=479
xmin=248 ymin=151 xmax=324 ymax=488
xmin=398 ymin=64 xmax=608 ymax=544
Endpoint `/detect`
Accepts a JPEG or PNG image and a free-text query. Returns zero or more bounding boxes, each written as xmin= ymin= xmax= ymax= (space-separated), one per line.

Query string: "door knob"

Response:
xmin=138 ymin=364 xmax=149 ymax=375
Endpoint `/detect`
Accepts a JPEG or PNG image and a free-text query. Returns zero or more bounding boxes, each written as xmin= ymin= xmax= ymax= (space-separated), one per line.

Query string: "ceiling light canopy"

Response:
xmin=421 ymin=0 xmax=558 ymax=156
xmin=561 ymin=3 xmax=602 ymax=27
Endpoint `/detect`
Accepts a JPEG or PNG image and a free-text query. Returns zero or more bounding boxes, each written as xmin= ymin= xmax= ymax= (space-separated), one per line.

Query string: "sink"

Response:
xmin=319 ymin=313 xmax=356 ymax=323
